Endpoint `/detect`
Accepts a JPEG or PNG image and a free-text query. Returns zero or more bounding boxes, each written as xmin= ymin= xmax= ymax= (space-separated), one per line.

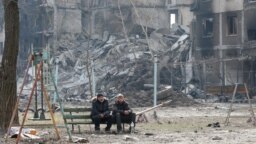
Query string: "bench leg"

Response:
xmin=89 ymin=124 xmax=92 ymax=134
xmin=72 ymin=124 xmax=74 ymax=132
xmin=78 ymin=125 xmax=81 ymax=134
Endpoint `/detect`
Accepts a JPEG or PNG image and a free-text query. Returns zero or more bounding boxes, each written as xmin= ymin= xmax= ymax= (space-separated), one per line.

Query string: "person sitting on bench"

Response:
xmin=112 ymin=93 xmax=136 ymax=133
xmin=91 ymin=93 xmax=112 ymax=132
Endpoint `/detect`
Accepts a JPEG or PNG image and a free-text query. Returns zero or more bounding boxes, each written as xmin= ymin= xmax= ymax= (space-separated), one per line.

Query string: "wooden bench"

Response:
xmin=63 ymin=107 xmax=132 ymax=133
xmin=63 ymin=107 xmax=93 ymax=133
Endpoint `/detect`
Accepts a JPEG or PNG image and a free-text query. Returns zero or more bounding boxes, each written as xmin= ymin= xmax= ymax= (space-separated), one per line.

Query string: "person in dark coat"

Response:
xmin=91 ymin=93 xmax=112 ymax=131
xmin=112 ymin=93 xmax=136 ymax=133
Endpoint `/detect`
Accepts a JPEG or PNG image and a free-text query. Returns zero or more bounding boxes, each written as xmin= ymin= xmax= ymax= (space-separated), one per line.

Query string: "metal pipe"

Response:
xmin=154 ymin=55 xmax=158 ymax=107
xmin=53 ymin=58 xmax=59 ymax=103
xmin=40 ymin=62 xmax=45 ymax=120
xmin=92 ymin=59 xmax=96 ymax=97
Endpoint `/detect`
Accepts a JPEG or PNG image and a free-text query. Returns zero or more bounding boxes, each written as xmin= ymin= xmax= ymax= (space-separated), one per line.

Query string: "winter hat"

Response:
xmin=116 ymin=93 xmax=124 ymax=98
xmin=97 ymin=93 xmax=104 ymax=97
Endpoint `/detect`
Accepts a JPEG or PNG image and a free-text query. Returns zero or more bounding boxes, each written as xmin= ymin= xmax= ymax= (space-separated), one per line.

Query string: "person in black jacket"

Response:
xmin=91 ymin=94 xmax=112 ymax=131
xmin=112 ymin=93 xmax=136 ymax=133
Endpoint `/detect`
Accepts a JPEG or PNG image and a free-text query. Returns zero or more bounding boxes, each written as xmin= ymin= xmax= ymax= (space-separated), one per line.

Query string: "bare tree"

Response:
xmin=0 ymin=0 xmax=19 ymax=131
xmin=86 ymin=0 xmax=93 ymax=98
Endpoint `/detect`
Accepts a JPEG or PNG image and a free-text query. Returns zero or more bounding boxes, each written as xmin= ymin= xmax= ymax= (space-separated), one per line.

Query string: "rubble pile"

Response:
xmin=20 ymin=24 xmax=195 ymax=107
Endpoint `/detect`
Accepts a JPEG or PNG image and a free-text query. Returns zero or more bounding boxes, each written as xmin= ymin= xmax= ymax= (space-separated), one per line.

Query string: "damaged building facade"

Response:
xmin=167 ymin=0 xmax=194 ymax=27
xmin=191 ymin=0 xmax=256 ymax=94
xmin=81 ymin=0 xmax=169 ymax=38
xmin=2 ymin=0 xmax=256 ymax=100
xmin=53 ymin=0 xmax=194 ymax=39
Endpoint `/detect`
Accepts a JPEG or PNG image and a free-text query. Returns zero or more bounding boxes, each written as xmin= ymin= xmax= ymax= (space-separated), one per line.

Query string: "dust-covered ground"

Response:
xmin=2 ymin=103 xmax=256 ymax=144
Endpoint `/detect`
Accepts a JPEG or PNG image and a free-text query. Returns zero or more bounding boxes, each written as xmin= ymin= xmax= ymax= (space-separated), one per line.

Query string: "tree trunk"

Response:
xmin=0 ymin=0 xmax=19 ymax=131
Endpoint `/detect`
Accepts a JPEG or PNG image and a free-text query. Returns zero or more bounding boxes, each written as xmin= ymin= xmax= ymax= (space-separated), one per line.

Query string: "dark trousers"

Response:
xmin=113 ymin=112 xmax=136 ymax=130
xmin=91 ymin=115 xmax=112 ymax=130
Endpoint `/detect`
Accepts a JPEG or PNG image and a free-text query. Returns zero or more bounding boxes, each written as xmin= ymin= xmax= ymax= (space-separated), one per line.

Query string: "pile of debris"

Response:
xmin=123 ymin=85 xmax=199 ymax=108
xmin=19 ymin=24 xmax=195 ymax=107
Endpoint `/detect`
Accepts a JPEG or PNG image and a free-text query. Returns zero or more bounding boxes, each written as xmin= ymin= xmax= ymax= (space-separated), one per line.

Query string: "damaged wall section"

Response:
xmin=195 ymin=13 xmax=218 ymax=58
xmin=81 ymin=0 xmax=169 ymax=38
xmin=56 ymin=0 xmax=82 ymax=34
xmin=222 ymin=11 xmax=242 ymax=46
xmin=192 ymin=0 xmax=256 ymax=95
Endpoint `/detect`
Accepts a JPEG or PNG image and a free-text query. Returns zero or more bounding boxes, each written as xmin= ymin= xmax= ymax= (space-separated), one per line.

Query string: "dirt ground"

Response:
xmin=2 ymin=103 xmax=256 ymax=144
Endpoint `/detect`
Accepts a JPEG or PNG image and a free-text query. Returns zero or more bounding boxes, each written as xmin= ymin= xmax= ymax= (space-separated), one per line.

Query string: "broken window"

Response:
xmin=227 ymin=16 xmax=237 ymax=35
xmin=170 ymin=13 xmax=176 ymax=28
xmin=202 ymin=18 xmax=213 ymax=37
xmin=248 ymin=29 xmax=256 ymax=40
xmin=0 ymin=42 xmax=3 ymax=54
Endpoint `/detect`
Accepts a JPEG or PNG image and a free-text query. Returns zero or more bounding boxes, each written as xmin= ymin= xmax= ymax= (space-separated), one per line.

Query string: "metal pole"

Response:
xmin=53 ymin=58 xmax=59 ymax=103
xmin=40 ymin=61 xmax=45 ymax=120
xmin=47 ymin=61 xmax=73 ymax=141
xmin=154 ymin=55 xmax=158 ymax=107
xmin=34 ymin=62 xmax=39 ymax=119
xmin=92 ymin=59 xmax=96 ymax=97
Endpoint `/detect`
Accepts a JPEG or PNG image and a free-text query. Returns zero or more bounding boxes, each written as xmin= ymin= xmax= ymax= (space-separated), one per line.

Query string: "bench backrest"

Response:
xmin=63 ymin=107 xmax=92 ymax=124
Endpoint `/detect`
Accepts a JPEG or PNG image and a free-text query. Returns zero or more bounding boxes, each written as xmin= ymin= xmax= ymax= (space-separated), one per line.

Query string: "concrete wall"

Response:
xmin=195 ymin=0 xmax=244 ymax=50
xmin=167 ymin=0 xmax=194 ymax=6
xmin=196 ymin=13 xmax=219 ymax=57
xmin=178 ymin=6 xmax=194 ymax=26
xmin=244 ymin=8 xmax=256 ymax=41
xmin=212 ymin=0 xmax=243 ymax=13
xmin=194 ymin=0 xmax=243 ymax=14
xmin=56 ymin=0 xmax=81 ymax=8
xmin=80 ymin=0 xmax=169 ymax=38
xmin=222 ymin=11 xmax=243 ymax=46
xmin=113 ymin=0 xmax=166 ymax=7
xmin=132 ymin=8 xmax=169 ymax=29
xmin=167 ymin=0 xmax=194 ymax=27
xmin=56 ymin=0 xmax=82 ymax=34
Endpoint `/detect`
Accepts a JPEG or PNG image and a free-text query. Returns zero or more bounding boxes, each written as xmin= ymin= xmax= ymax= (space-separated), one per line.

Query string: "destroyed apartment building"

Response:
xmin=1 ymin=0 xmax=256 ymax=106
xmin=191 ymin=0 xmax=256 ymax=97
xmin=6 ymin=0 xmax=197 ymax=107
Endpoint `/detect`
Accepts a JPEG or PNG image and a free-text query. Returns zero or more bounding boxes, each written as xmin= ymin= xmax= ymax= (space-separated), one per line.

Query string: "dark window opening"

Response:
xmin=0 ymin=42 xmax=3 ymax=54
xmin=248 ymin=29 xmax=256 ymax=41
xmin=227 ymin=16 xmax=237 ymax=35
xmin=0 ymin=22 xmax=3 ymax=32
xmin=202 ymin=18 xmax=213 ymax=37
